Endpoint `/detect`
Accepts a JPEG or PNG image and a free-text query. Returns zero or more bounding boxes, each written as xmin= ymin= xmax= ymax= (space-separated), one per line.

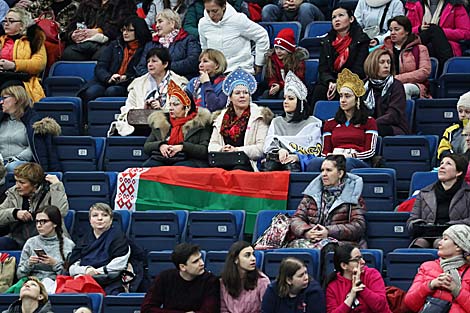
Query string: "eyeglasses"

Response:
xmin=1 ymin=19 xmax=22 ymax=25
xmin=0 ymin=96 xmax=12 ymax=102
xmin=462 ymin=134 xmax=470 ymax=137
xmin=35 ymin=219 xmax=50 ymax=226
xmin=121 ymin=28 xmax=135 ymax=32
xmin=348 ymin=256 xmax=364 ymax=263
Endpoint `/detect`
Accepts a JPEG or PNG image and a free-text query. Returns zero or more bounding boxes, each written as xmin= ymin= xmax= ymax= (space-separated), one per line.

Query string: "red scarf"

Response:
xmin=332 ymin=34 xmax=352 ymax=72
xmin=168 ymin=110 xmax=198 ymax=145
xmin=118 ymin=40 xmax=139 ymax=75
xmin=220 ymin=106 xmax=251 ymax=143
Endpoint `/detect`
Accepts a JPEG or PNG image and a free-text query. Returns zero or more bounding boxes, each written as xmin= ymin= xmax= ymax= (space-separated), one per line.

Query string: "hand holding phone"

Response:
xmin=34 ymin=249 xmax=47 ymax=258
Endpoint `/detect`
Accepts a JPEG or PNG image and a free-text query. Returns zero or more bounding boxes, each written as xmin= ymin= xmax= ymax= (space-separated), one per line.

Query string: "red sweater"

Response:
xmin=267 ymin=53 xmax=306 ymax=88
xmin=405 ymin=260 xmax=470 ymax=313
xmin=322 ymin=117 xmax=378 ymax=159
xmin=326 ymin=267 xmax=391 ymax=313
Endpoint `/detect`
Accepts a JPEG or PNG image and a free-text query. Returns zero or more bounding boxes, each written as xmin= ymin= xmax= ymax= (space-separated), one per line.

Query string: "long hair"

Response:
xmin=221 ymin=241 xmax=260 ymax=298
xmin=284 ymin=97 xmax=310 ymax=122
xmin=265 ymin=49 xmax=305 ymax=81
xmin=325 ymin=244 xmax=356 ymax=287
xmin=334 ymin=97 xmax=369 ymax=125
xmin=121 ymin=16 xmax=152 ymax=46
xmin=276 ymin=257 xmax=306 ymax=298
xmin=364 ymin=48 xmax=396 ymax=79
xmin=36 ymin=205 xmax=66 ymax=265
xmin=0 ymin=85 xmax=33 ymax=119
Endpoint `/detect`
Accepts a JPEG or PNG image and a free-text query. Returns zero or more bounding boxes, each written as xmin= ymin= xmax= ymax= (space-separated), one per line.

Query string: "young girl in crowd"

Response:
xmin=264 ymin=28 xmax=309 ymax=99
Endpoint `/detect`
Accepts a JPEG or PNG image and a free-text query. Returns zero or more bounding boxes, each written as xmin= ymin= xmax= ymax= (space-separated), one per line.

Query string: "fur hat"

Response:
xmin=443 ymin=224 xmax=470 ymax=257
xmin=336 ymin=68 xmax=366 ymax=97
xmin=457 ymin=91 xmax=470 ymax=109
xmin=284 ymin=71 xmax=307 ymax=101
xmin=222 ymin=67 xmax=257 ymax=96
xmin=274 ymin=28 xmax=296 ymax=53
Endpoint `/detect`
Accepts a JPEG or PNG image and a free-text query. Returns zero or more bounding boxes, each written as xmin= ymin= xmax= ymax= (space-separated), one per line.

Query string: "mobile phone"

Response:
xmin=34 ymin=249 xmax=47 ymax=257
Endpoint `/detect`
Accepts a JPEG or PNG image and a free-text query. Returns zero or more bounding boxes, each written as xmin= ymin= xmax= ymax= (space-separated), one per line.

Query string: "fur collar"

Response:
xmin=212 ymin=103 xmax=274 ymax=126
xmin=148 ymin=107 xmax=212 ymax=138
xmin=26 ymin=24 xmax=46 ymax=55
xmin=32 ymin=117 xmax=61 ymax=136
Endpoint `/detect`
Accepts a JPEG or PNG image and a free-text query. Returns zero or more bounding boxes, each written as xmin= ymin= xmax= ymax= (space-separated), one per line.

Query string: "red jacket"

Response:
xmin=265 ymin=47 xmax=308 ymax=88
xmin=405 ymin=0 xmax=470 ymax=56
xmin=326 ymin=267 xmax=392 ymax=313
xmin=405 ymin=260 xmax=470 ymax=313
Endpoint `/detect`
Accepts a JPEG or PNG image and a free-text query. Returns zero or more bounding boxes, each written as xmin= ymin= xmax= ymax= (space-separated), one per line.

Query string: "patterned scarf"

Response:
xmin=168 ymin=110 xmax=198 ymax=145
xmin=220 ymin=106 xmax=251 ymax=144
xmin=363 ymin=75 xmax=394 ymax=110
xmin=319 ymin=181 xmax=345 ymax=225
xmin=145 ymin=71 xmax=171 ymax=109
xmin=118 ymin=40 xmax=139 ymax=75
xmin=332 ymin=34 xmax=352 ymax=72
xmin=440 ymin=255 xmax=467 ymax=293
xmin=191 ymin=75 xmax=225 ymax=107
xmin=158 ymin=29 xmax=179 ymax=48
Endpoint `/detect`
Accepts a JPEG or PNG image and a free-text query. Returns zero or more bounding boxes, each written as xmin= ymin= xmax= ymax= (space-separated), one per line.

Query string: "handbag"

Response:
xmin=127 ymin=109 xmax=157 ymax=126
xmin=151 ymin=151 xmax=186 ymax=164
xmin=35 ymin=11 xmax=60 ymax=44
xmin=92 ymin=271 xmax=122 ymax=287
xmin=208 ymin=151 xmax=250 ymax=168
xmin=254 ymin=213 xmax=291 ymax=250
xmin=0 ymin=253 xmax=16 ymax=293
xmin=418 ymin=297 xmax=451 ymax=313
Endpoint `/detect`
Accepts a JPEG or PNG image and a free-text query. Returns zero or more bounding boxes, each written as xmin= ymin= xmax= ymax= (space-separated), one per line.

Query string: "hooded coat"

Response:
xmin=143 ymin=107 xmax=213 ymax=167
xmin=289 ymin=173 xmax=367 ymax=248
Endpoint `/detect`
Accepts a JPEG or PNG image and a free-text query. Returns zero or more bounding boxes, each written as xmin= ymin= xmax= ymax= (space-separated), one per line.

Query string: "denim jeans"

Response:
xmin=262 ymin=3 xmax=325 ymax=31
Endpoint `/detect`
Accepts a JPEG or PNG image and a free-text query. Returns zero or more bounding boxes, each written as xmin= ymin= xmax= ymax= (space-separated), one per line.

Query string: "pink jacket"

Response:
xmin=326 ymin=267 xmax=392 ymax=313
xmin=406 ymin=0 xmax=470 ymax=56
xmin=404 ymin=260 xmax=470 ymax=313
xmin=383 ymin=36 xmax=432 ymax=98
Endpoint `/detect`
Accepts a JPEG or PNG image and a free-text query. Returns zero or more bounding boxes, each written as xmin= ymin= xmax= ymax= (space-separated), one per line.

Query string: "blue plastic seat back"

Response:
xmin=0 ymin=295 xmax=23 ymax=311
xmin=53 ymin=136 xmax=104 ymax=171
xmin=288 ymin=172 xmax=320 ymax=210
xmin=147 ymin=250 xmax=206 ymax=278
xmin=1 ymin=250 xmax=21 ymax=267
xmin=254 ymin=99 xmax=284 ymax=116
xmin=406 ymin=99 xmax=415 ymax=132
xmin=129 ymin=210 xmax=188 ymax=251
xmin=365 ymin=212 xmax=411 ymax=254
xmin=429 ymin=57 xmax=439 ymax=80
xmin=263 ymin=249 xmax=321 ymax=281
xmin=351 ymin=168 xmax=396 ymax=211
xmin=442 ymin=57 xmax=470 ymax=73
xmin=49 ymin=293 xmax=102 ymax=313
xmin=63 ymin=171 xmax=112 ymax=211
xmin=48 ymin=61 xmax=97 ymax=80
xmin=409 ymin=171 xmax=438 ymax=197
xmin=71 ymin=210 xmax=125 ymax=243
xmin=304 ymin=21 xmax=331 ymax=38
xmin=304 ymin=59 xmax=319 ymax=87
xmin=252 ymin=209 xmax=296 ymax=242
xmin=103 ymin=137 xmax=147 ymax=171
xmin=103 ymin=294 xmax=145 ymax=313
xmin=325 ymin=248 xmax=383 ymax=276
xmin=34 ymin=101 xmax=83 ymax=135
xmin=313 ymin=100 xmax=340 ymax=121
xmin=87 ymin=100 xmax=125 ymax=137
xmin=438 ymin=58 xmax=470 ymax=98
xmin=64 ymin=210 xmax=75 ymax=233
xmin=259 ymin=22 xmax=302 ymax=46
xmin=414 ymin=98 xmax=459 ymax=136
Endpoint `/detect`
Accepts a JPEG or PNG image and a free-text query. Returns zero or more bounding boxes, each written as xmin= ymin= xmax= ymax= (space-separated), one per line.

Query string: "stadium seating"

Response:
xmin=438 ymin=57 xmax=470 ymax=98
xmin=53 ymin=136 xmax=105 ymax=171
xmin=313 ymin=100 xmax=339 ymax=121
xmin=287 ymin=172 xmax=320 ymax=210
xmin=299 ymin=21 xmax=331 ymax=59
xmin=351 ymin=168 xmax=397 ymax=211
xmin=43 ymin=61 xmax=97 ymax=97
xmin=414 ymin=98 xmax=459 ymax=136
xmin=36 ymin=97 xmax=83 ymax=135
xmin=254 ymin=99 xmax=283 ymax=116
xmin=365 ymin=211 xmax=411 ymax=254
xmin=325 ymin=248 xmax=383 ymax=275
xmin=204 ymin=250 xmax=264 ymax=276
xmin=304 ymin=59 xmax=319 ymax=87
xmin=252 ymin=209 xmax=296 ymax=242
xmin=70 ymin=210 xmax=127 ymax=243
xmin=103 ymin=137 xmax=148 ymax=171
xmin=259 ymin=21 xmax=302 ymax=46
xmin=406 ymin=99 xmax=415 ymax=132
xmin=103 ymin=294 xmax=145 ymax=313
xmin=263 ymin=248 xmax=321 ymax=281
xmin=147 ymin=250 xmax=207 ymax=278
xmin=49 ymin=294 xmax=103 ymax=313
xmin=87 ymin=99 xmax=125 ymax=137
xmin=409 ymin=171 xmax=438 ymax=197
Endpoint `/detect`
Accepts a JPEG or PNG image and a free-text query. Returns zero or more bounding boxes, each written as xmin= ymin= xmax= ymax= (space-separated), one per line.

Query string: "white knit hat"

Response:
xmin=457 ymin=91 xmax=470 ymax=109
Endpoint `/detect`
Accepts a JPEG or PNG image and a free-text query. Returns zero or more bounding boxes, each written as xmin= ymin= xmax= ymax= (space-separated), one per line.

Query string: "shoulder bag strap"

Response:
xmin=379 ymin=2 xmax=392 ymax=31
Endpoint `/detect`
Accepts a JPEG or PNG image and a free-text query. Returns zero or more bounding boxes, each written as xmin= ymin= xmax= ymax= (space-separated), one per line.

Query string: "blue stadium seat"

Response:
xmin=406 ymin=99 xmax=415 ymax=132
xmin=409 ymin=171 xmax=438 ymax=197
xmin=299 ymin=21 xmax=331 ymax=59
xmin=263 ymin=249 xmax=321 ymax=281
xmin=103 ymin=137 xmax=147 ymax=171
xmin=49 ymin=293 xmax=103 ymax=313
xmin=186 ymin=210 xmax=245 ymax=251
xmin=414 ymin=98 xmax=458 ymax=136
xmin=44 ymin=61 xmax=97 ymax=96
xmin=438 ymin=57 xmax=470 ymax=98
xmin=0 ymin=295 xmax=22 ymax=311
xmin=338 ymin=0 xmax=358 ymax=10
xmin=63 ymin=171 xmax=114 ymax=211
xmin=148 ymin=250 xmax=207 ymax=278
xmin=287 ymin=172 xmax=319 ymax=209
xmin=325 ymin=248 xmax=383 ymax=276
xmin=205 ymin=250 xmax=264 ymax=276
xmin=64 ymin=210 xmax=75 ymax=233
xmin=304 ymin=59 xmax=319 ymax=87
xmin=0 ymin=250 xmax=21 ymax=266
xmin=259 ymin=22 xmax=302 ymax=46
xmin=385 ymin=250 xmax=438 ymax=290
xmin=4 ymin=172 xmax=63 ymax=189
xmin=103 ymin=294 xmax=144 ymax=313
xmin=71 ymin=210 xmax=126 ymax=243
xmin=382 ymin=135 xmax=437 ymax=192
xmin=313 ymin=100 xmax=339 ymax=121
xmin=350 ymin=168 xmax=397 ymax=211
xmin=53 ymin=136 xmax=105 ymax=171
xmin=252 ymin=209 xmax=296 ymax=242
xmin=129 ymin=210 xmax=188 ymax=251
xmin=365 ymin=212 xmax=411 ymax=255
xmin=428 ymin=57 xmax=439 ymax=97
xmin=87 ymin=99 xmax=125 ymax=137
xmin=36 ymin=97 xmax=83 ymax=135
xmin=254 ymin=99 xmax=284 ymax=116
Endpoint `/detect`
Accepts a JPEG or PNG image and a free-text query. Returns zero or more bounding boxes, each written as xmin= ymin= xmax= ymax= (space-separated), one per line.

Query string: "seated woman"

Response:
xmin=0 ymin=82 xmax=61 ymax=172
xmin=220 ymin=241 xmax=270 ymax=313
xmin=79 ymin=16 xmax=152 ymax=104
xmin=326 ymin=244 xmax=391 ymax=313
xmin=2 ymin=277 xmax=52 ymax=313
xmin=407 ymin=153 xmax=470 ymax=248
xmin=68 ymin=202 xmax=130 ymax=295
xmin=17 ymin=205 xmax=75 ymax=281
xmin=405 ymin=224 xmax=470 ymax=312
xmin=0 ymin=8 xmax=47 ymax=102
xmin=62 ymin=0 xmax=137 ymax=61
xmin=363 ymin=48 xmax=409 ymax=136
xmin=141 ymin=0 xmax=188 ymax=31
xmin=311 ymin=5 xmax=369 ymax=106
xmin=143 ymin=80 xmax=212 ymax=167
xmin=108 ymin=47 xmax=188 ymax=137
xmin=383 ymin=15 xmax=431 ymax=100
xmin=136 ymin=9 xmax=201 ymax=79
xmin=0 ymin=163 xmax=68 ymax=250
xmin=208 ymin=68 xmax=273 ymax=171
xmin=289 ymin=155 xmax=367 ymax=249
xmin=406 ymin=0 xmax=470 ymax=74
xmin=186 ymin=48 xmax=228 ymax=112
xmin=303 ymin=68 xmax=378 ymax=172
xmin=263 ymin=71 xmax=322 ymax=172
xmin=261 ymin=257 xmax=326 ymax=313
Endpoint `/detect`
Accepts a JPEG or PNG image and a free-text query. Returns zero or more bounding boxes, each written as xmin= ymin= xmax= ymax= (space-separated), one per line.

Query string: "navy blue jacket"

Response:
xmin=261 ymin=280 xmax=326 ymax=313
xmin=0 ymin=108 xmax=61 ymax=172
xmin=136 ymin=29 xmax=201 ymax=79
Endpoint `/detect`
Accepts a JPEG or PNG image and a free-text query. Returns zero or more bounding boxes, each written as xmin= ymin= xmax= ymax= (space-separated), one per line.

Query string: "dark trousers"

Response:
xmin=419 ymin=24 xmax=454 ymax=75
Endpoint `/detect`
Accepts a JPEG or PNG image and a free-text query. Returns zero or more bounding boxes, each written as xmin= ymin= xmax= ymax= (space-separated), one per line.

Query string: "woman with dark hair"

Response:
xmin=80 ymin=16 xmax=152 ymax=103
xmin=363 ymin=48 xmax=409 ymax=136
xmin=407 ymin=153 xmax=470 ymax=248
xmin=143 ymin=80 xmax=212 ymax=167
xmin=311 ymin=5 xmax=369 ymax=106
xmin=325 ymin=244 xmax=391 ymax=313
xmin=405 ymin=0 xmax=470 ymax=74
xmin=62 ymin=0 xmax=137 ymax=61
xmin=383 ymin=15 xmax=431 ymax=99
xmin=220 ymin=241 xmax=270 ymax=313
xmin=263 ymin=71 xmax=322 ymax=172
xmin=2 ymin=277 xmax=52 ymax=313
xmin=108 ymin=47 xmax=188 ymax=136
xmin=304 ymin=69 xmax=378 ymax=172
xmin=17 ymin=205 xmax=75 ymax=280
xmin=261 ymin=257 xmax=325 ymax=313
xmin=288 ymin=155 xmax=367 ymax=249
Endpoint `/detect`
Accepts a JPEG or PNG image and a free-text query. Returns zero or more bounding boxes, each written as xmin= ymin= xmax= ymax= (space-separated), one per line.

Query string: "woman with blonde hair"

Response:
xmin=2 ymin=277 xmax=52 ymax=313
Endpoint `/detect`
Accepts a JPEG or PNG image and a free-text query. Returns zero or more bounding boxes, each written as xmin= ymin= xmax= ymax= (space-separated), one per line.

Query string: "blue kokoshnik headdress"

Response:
xmin=222 ymin=67 xmax=257 ymax=96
